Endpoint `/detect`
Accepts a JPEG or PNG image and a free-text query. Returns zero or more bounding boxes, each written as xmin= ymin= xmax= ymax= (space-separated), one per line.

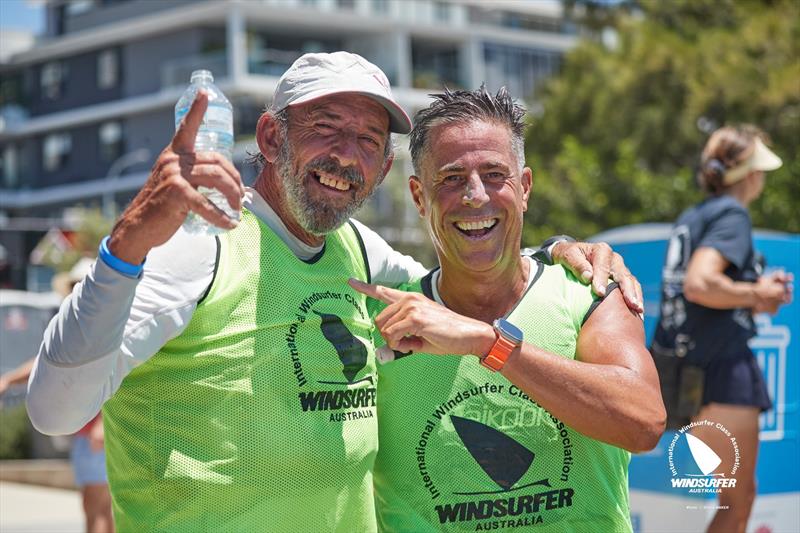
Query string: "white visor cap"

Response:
xmin=724 ymin=137 xmax=783 ymax=185
xmin=270 ymin=51 xmax=412 ymax=134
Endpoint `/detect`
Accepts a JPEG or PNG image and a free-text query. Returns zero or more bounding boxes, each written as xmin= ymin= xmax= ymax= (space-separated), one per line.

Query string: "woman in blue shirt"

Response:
xmin=652 ymin=125 xmax=792 ymax=533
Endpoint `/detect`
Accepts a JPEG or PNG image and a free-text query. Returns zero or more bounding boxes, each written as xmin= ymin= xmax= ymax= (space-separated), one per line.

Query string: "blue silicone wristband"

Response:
xmin=99 ymin=236 xmax=145 ymax=278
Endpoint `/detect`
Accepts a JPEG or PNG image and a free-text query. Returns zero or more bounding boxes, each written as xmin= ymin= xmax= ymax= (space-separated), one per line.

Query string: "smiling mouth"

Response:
xmin=454 ymin=218 xmax=498 ymax=238
xmin=313 ymin=171 xmax=352 ymax=192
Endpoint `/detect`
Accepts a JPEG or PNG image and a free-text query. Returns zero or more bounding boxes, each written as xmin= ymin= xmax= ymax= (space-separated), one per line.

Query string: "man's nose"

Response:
xmin=330 ymin=133 xmax=359 ymax=169
xmin=462 ymin=172 xmax=489 ymax=208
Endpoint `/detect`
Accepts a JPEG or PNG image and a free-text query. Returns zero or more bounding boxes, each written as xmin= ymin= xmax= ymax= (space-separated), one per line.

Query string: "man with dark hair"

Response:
xmin=353 ymin=86 xmax=665 ymax=532
xmin=28 ymin=53 xmax=640 ymax=531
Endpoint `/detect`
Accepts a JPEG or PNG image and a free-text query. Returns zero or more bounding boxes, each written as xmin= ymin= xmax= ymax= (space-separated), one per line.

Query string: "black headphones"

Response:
xmin=705 ymin=158 xmax=727 ymax=178
xmin=695 ymin=158 xmax=728 ymax=193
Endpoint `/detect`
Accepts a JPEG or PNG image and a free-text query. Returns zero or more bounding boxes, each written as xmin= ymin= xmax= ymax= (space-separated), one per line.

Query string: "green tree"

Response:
xmin=37 ymin=208 xmax=113 ymax=274
xmin=524 ymin=0 xmax=800 ymax=246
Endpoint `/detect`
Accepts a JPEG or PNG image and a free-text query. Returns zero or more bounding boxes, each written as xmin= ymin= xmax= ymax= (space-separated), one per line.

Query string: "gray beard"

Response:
xmin=276 ymin=141 xmax=373 ymax=235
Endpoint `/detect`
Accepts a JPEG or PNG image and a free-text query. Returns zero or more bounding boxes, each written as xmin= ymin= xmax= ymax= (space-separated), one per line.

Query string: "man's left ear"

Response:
xmin=521 ymin=167 xmax=533 ymax=212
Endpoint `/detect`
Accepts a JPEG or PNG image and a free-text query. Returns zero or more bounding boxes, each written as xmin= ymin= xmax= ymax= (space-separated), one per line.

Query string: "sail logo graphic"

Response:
xmin=667 ymin=419 xmax=740 ymax=494
xmin=284 ymin=289 xmax=377 ymax=422
xmin=313 ymin=311 xmax=371 ymax=385
xmin=430 ymin=415 xmax=574 ymax=527
xmin=685 ymin=434 xmax=721 ymax=475
xmin=451 ymin=415 xmax=553 ymax=494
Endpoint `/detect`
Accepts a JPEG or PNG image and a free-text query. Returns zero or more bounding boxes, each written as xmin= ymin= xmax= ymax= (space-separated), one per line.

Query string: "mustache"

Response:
xmin=306 ymin=157 xmax=364 ymax=188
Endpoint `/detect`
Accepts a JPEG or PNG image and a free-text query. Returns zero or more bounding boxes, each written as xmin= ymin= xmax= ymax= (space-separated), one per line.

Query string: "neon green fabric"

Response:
xmin=103 ymin=209 xmax=379 ymax=532
xmin=372 ymin=261 xmax=632 ymax=532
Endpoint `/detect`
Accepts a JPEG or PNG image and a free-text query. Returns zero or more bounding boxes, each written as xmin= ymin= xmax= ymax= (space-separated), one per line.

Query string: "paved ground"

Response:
xmin=0 ymin=481 xmax=83 ymax=532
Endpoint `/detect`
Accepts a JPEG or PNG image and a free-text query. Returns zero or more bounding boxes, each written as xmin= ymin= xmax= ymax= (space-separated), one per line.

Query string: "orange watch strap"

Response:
xmin=480 ymin=332 xmax=516 ymax=371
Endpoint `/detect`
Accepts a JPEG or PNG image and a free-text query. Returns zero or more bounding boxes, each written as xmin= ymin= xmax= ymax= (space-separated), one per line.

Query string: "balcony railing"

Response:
xmin=160 ymin=52 xmax=228 ymax=90
xmin=0 ymin=105 xmax=30 ymax=133
xmin=247 ymin=48 xmax=307 ymax=77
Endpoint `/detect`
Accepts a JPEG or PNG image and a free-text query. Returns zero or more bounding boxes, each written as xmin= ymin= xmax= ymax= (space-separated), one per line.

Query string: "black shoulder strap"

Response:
xmin=581 ymin=282 xmax=620 ymax=325
xmin=420 ymin=269 xmax=438 ymax=301
xmin=197 ymin=235 xmax=221 ymax=305
xmin=347 ymin=220 xmax=371 ymax=284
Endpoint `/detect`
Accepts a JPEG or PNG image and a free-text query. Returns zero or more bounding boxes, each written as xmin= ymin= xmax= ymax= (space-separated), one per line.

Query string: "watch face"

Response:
xmin=493 ymin=318 xmax=523 ymax=344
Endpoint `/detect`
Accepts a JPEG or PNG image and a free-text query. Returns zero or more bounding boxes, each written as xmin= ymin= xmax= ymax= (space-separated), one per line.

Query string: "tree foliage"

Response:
xmin=38 ymin=208 xmax=113 ymax=274
xmin=523 ymin=0 xmax=800 ymax=246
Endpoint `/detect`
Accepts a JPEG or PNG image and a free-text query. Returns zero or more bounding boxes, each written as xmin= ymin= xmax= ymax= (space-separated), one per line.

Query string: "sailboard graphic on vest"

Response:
xmin=313 ymin=311 xmax=372 ymax=385
xmin=685 ymin=433 xmax=723 ymax=476
xmin=450 ymin=415 xmax=551 ymax=495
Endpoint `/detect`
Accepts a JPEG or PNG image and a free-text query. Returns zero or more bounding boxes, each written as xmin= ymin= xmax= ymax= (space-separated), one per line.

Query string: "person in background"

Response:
xmin=651 ymin=125 xmax=792 ymax=533
xmin=0 ymin=258 xmax=114 ymax=533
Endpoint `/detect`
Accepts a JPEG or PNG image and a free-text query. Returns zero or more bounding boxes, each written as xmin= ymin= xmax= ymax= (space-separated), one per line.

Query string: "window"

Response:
xmin=247 ymin=32 xmax=342 ymax=76
xmin=337 ymin=0 xmax=356 ymax=10
xmin=2 ymin=145 xmax=18 ymax=188
xmin=99 ymin=121 xmax=122 ymax=162
xmin=40 ymin=62 xmax=68 ymax=100
xmin=66 ymin=0 xmax=95 ymax=16
xmin=97 ymin=49 xmax=119 ymax=89
xmin=43 ymin=133 xmax=72 ymax=172
xmin=434 ymin=1 xmax=451 ymax=22
xmin=500 ymin=12 xmax=562 ymax=33
xmin=411 ymin=42 xmax=461 ymax=89
xmin=372 ymin=0 xmax=389 ymax=14
xmin=483 ymin=43 xmax=560 ymax=100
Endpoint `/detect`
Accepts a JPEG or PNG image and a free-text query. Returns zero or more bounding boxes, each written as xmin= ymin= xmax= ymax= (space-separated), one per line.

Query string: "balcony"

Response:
xmin=246 ymin=32 xmax=343 ymax=77
xmin=0 ymin=105 xmax=30 ymax=134
xmin=248 ymin=48 xmax=305 ymax=78
xmin=160 ymin=52 xmax=228 ymax=90
xmin=411 ymin=41 xmax=463 ymax=90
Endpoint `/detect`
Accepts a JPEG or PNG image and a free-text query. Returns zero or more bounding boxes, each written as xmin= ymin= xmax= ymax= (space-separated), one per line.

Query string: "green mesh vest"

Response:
xmin=372 ymin=261 xmax=632 ymax=532
xmin=103 ymin=210 xmax=379 ymax=532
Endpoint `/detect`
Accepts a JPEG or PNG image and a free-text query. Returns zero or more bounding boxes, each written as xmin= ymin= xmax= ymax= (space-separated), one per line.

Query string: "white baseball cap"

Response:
xmin=270 ymin=51 xmax=412 ymax=134
xmin=723 ymin=137 xmax=783 ymax=185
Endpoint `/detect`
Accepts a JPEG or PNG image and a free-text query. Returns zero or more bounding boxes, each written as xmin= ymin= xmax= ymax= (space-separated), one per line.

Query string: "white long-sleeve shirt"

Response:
xmin=27 ymin=188 xmax=427 ymax=435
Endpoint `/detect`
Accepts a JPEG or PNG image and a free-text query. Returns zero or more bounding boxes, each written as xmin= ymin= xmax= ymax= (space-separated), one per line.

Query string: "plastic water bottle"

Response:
xmin=174 ymin=69 xmax=239 ymax=234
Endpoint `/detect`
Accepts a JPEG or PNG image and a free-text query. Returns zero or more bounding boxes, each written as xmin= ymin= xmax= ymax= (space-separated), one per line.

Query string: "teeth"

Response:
xmin=318 ymin=174 xmax=351 ymax=191
xmin=455 ymin=218 xmax=497 ymax=231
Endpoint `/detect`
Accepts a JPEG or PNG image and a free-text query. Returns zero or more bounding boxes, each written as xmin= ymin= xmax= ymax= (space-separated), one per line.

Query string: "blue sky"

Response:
xmin=0 ymin=0 xmax=44 ymax=34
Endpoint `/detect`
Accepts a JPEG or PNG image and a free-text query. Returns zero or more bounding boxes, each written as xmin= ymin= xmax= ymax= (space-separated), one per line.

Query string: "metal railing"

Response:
xmin=160 ymin=52 xmax=229 ymax=90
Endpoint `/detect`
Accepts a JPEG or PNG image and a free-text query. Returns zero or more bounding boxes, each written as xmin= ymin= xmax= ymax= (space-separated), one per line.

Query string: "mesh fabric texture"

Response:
xmin=371 ymin=262 xmax=632 ymax=532
xmin=104 ymin=210 xmax=379 ymax=532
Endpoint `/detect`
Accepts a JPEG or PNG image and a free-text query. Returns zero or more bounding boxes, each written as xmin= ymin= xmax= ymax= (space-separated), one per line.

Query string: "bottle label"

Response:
xmin=175 ymin=102 xmax=232 ymax=134
xmin=203 ymin=104 xmax=233 ymax=134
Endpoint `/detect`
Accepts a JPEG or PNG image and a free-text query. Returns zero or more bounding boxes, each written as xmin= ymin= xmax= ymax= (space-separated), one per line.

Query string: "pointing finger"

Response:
xmin=172 ymin=91 xmax=208 ymax=153
xmin=348 ymin=278 xmax=402 ymax=304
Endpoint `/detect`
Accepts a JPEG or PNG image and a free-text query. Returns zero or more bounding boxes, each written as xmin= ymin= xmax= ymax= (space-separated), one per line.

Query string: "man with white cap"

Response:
xmin=27 ymin=52 xmax=639 ymax=531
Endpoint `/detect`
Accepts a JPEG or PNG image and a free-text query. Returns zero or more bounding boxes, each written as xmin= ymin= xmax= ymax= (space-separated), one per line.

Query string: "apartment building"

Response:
xmin=0 ymin=0 xmax=577 ymax=288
